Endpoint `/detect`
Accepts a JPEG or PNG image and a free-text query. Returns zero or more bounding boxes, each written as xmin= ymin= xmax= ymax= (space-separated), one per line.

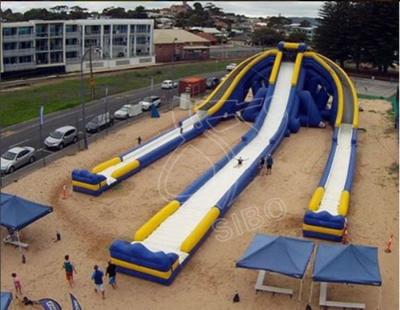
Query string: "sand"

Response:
xmin=1 ymin=99 xmax=398 ymax=310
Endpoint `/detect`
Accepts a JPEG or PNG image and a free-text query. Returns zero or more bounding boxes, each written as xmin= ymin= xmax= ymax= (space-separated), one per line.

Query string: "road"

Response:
xmin=0 ymin=71 xmax=225 ymax=159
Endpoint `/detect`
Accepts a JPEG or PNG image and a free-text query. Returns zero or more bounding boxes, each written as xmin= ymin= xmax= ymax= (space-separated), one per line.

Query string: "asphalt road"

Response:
xmin=0 ymin=71 xmax=225 ymax=159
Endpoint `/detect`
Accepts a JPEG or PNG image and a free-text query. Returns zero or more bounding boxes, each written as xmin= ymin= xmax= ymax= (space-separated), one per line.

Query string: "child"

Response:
xmin=12 ymin=273 xmax=22 ymax=295
xmin=259 ymin=156 xmax=266 ymax=175
xmin=266 ymin=154 xmax=273 ymax=175
xmin=235 ymin=156 xmax=248 ymax=167
xmin=137 ymin=136 xmax=142 ymax=145
xmin=106 ymin=261 xmax=117 ymax=289
xmin=92 ymin=265 xmax=105 ymax=299
xmin=62 ymin=255 xmax=77 ymax=288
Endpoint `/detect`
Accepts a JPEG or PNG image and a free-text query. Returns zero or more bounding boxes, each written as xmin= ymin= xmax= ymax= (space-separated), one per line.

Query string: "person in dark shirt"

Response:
xmin=266 ymin=154 xmax=273 ymax=175
xmin=106 ymin=261 xmax=117 ymax=289
xmin=137 ymin=136 xmax=142 ymax=145
xmin=235 ymin=157 xmax=248 ymax=167
xmin=259 ymin=156 xmax=266 ymax=175
xmin=91 ymin=265 xmax=105 ymax=299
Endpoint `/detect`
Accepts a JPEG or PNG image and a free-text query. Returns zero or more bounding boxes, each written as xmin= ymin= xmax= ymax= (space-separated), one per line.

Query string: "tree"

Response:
xmin=267 ymin=16 xmax=292 ymax=29
xmin=127 ymin=6 xmax=147 ymax=19
xmin=24 ymin=8 xmax=52 ymax=20
xmin=314 ymin=2 xmax=354 ymax=67
xmin=299 ymin=19 xmax=311 ymax=27
xmin=287 ymin=30 xmax=308 ymax=43
xmin=252 ymin=27 xmax=284 ymax=47
xmin=102 ymin=7 xmax=127 ymax=18
xmin=69 ymin=6 xmax=89 ymax=19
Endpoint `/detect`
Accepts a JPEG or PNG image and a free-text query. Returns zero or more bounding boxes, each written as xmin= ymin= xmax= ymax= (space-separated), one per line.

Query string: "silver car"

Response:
xmin=44 ymin=126 xmax=78 ymax=150
xmin=1 ymin=146 xmax=36 ymax=174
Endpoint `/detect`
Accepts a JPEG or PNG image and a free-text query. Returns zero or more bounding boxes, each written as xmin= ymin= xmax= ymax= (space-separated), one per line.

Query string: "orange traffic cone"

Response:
xmin=61 ymin=184 xmax=68 ymax=200
xmin=342 ymin=225 xmax=349 ymax=244
xmin=385 ymin=234 xmax=394 ymax=253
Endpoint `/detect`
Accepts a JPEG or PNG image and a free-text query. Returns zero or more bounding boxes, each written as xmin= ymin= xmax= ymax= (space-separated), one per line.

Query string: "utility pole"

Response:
xmin=89 ymin=46 xmax=95 ymax=100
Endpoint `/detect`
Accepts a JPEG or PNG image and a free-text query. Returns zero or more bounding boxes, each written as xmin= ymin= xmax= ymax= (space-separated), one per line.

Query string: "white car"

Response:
xmin=114 ymin=104 xmax=142 ymax=119
xmin=226 ymin=63 xmax=237 ymax=71
xmin=1 ymin=146 xmax=36 ymax=174
xmin=44 ymin=125 xmax=78 ymax=150
xmin=161 ymin=80 xmax=178 ymax=89
xmin=140 ymin=96 xmax=161 ymax=111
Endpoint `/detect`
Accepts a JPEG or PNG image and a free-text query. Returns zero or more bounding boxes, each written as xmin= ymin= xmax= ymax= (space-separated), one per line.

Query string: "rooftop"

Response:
xmin=154 ymin=29 xmax=209 ymax=45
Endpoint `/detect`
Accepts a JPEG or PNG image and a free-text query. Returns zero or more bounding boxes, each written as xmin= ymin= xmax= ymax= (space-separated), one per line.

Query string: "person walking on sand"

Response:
xmin=137 ymin=136 xmax=142 ymax=145
xmin=12 ymin=273 xmax=22 ymax=295
xmin=92 ymin=265 xmax=105 ymax=299
xmin=266 ymin=154 xmax=273 ymax=175
xmin=62 ymin=255 xmax=77 ymax=288
xmin=180 ymin=125 xmax=184 ymax=134
xmin=106 ymin=261 xmax=117 ymax=289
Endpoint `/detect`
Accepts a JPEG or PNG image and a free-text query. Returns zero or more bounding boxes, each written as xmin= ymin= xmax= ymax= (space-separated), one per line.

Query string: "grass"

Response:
xmin=0 ymin=59 xmax=238 ymax=127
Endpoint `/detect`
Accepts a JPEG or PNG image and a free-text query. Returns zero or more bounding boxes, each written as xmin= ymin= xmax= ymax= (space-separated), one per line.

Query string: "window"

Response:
xmin=36 ymin=52 xmax=49 ymax=65
xmin=50 ymin=38 xmax=63 ymax=50
xmin=85 ymin=25 xmax=100 ymax=35
xmin=19 ymin=56 xmax=33 ymax=63
xmin=113 ymin=25 xmax=127 ymax=34
xmin=3 ymin=28 xmax=17 ymax=36
xmin=36 ymin=24 xmax=48 ymax=37
xmin=50 ymin=24 xmax=63 ymax=36
xmin=36 ymin=39 xmax=48 ymax=51
xmin=18 ymin=27 xmax=33 ymax=35
xmin=113 ymin=37 xmax=127 ymax=46
xmin=136 ymin=24 xmax=149 ymax=33
xmin=50 ymin=51 xmax=63 ymax=63
xmin=4 ymin=57 xmax=17 ymax=64
xmin=136 ymin=36 xmax=149 ymax=45
xmin=17 ymin=150 xmax=29 ymax=158
xmin=3 ymin=42 xmax=16 ymax=50
xmin=19 ymin=41 xmax=33 ymax=49
xmin=130 ymin=25 xmax=136 ymax=33
xmin=66 ymin=51 xmax=78 ymax=59
xmin=66 ymin=25 xmax=78 ymax=33
xmin=66 ymin=38 xmax=78 ymax=45
xmin=104 ymin=25 xmax=110 ymax=34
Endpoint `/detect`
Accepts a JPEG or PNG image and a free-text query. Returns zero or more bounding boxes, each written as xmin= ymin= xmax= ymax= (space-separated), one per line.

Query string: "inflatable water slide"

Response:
xmin=108 ymin=42 xmax=359 ymax=285
xmin=71 ymin=49 xmax=279 ymax=196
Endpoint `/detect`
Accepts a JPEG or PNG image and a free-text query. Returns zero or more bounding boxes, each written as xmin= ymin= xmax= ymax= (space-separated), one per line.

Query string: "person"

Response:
xmin=106 ymin=261 xmax=117 ymax=289
xmin=62 ymin=255 xmax=77 ymax=288
xmin=258 ymin=156 xmax=266 ymax=175
xmin=137 ymin=136 xmax=142 ymax=145
xmin=235 ymin=156 xmax=247 ymax=167
xmin=12 ymin=273 xmax=22 ymax=295
xmin=92 ymin=265 xmax=105 ymax=299
xmin=305 ymin=304 xmax=312 ymax=310
xmin=266 ymin=154 xmax=273 ymax=175
xmin=180 ymin=125 xmax=184 ymax=134
xmin=21 ymin=296 xmax=41 ymax=307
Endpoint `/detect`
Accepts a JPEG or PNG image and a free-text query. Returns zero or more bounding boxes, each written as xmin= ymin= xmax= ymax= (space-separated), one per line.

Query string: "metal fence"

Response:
xmin=0 ymin=95 xmax=182 ymax=188
xmin=209 ymin=46 xmax=264 ymax=60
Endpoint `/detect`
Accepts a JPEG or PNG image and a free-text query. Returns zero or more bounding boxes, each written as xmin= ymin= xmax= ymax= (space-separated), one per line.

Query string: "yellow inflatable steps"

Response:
xmin=91 ymin=157 xmax=121 ymax=174
xmin=110 ymin=160 xmax=140 ymax=179
xmin=308 ymin=187 xmax=325 ymax=211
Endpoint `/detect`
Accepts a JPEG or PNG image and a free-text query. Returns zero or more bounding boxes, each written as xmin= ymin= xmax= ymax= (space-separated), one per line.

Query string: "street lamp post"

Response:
xmin=80 ymin=45 xmax=101 ymax=150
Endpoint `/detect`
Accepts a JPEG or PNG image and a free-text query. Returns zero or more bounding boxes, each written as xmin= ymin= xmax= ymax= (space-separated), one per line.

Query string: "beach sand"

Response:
xmin=1 ymin=99 xmax=398 ymax=309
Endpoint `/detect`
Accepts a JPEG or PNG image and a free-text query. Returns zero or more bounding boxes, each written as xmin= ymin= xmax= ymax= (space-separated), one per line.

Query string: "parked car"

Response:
xmin=85 ymin=112 xmax=114 ymax=133
xmin=1 ymin=146 xmax=36 ymax=174
xmin=206 ymin=77 xmax=220 ymax=89
xmin=140 ymin=96 xmax=161 ymax=111
xmin=114 ymin=104 xmax=142 ymax=119
xmin=226 ymin=63 xmax=237 ymax=71
xmin=161 ymin=80 xmax=178 ymax=89
xmin=44 ymin=126 xmax=78 ymax=150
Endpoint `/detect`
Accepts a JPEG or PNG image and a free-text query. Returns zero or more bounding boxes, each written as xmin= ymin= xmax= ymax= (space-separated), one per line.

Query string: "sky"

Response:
xmin=1 ymin=1 xmax=324 ymax=18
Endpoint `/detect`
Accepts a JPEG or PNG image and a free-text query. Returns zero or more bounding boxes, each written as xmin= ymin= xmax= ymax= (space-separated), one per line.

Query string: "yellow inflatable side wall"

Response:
xmin=91 ymin=157 xmax=121 ymax=174
xmin=111 ymin=257 xmax=179 ymax=280
xmin=291 ymin=52 xmax=304 ymax=86
xmin=206 ymin=49 xmax=278 ymax=116
xmin=268 ymin=51 xmax=283 ymax=85
xmin=283 ymin=42 xmax=300 ymax=50
xmin=134 ymin=200 xmax=181 ymax=241
xmin=308 ymin=186 xmax=325 ymax=211
xmin=302 ymin=223 xmax=344 ymax=237
xmin=338 ymin=191 xmax=350 ymax=216
xmin=110 ymin=160 xmax=140 ymax=179
xmin=304 ymin=52 xmax=344 ymax=127
xmin=180 ymin=207 xmax=220 ymax=253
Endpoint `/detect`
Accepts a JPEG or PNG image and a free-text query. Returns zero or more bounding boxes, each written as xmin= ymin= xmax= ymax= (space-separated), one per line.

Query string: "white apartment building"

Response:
xmin=0 ymin=19 xmax=155 ymax=76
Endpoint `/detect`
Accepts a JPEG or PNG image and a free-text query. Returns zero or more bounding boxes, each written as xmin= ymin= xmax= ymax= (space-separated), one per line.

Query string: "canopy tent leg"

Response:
xmin=319 ymin=282 xmax=366 ymax=309
xmin=298 ymin=279 xmax=303 ymax=302
xmin=254 ymin=270 xmax=294 ymax=296
xmin=16 ymin=230 xmax=26 ymax=264
xmin=377 ymin=285 xmax=383 ymax=310
xmin=308 ymin=281 xmax=314 ymax=304
xmin=233 ymin=261 xmax=240 ymax=303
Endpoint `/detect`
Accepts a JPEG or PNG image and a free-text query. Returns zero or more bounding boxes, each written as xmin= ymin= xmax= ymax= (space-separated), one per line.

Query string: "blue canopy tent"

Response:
xmin=236 ymin=234 xmax=314 ymax=300
xmin=312 ymin=243 xmax=382 ymax=309
xmin=1 ymin=292 xmax=12 ymax=310
xmin=0 ymin=192 xmax=53 ymax=262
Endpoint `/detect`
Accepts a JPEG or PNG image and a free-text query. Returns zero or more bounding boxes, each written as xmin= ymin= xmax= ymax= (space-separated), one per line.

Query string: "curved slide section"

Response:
xmin=109 ymin=45 xmax=307 ymax=285
xmin=71 ymin=50 xmax=278 ymax=196
xmin=303 ymin=52 xmax=359 ymax=242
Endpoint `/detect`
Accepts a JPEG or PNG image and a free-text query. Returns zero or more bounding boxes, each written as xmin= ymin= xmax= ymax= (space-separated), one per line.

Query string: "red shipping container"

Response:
xmin=178 ymin=76 xmax=206 ymax=96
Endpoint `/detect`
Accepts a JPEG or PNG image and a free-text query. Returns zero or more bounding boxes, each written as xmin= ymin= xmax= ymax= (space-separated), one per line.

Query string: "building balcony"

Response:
xmin=66 ymin=45 xmax=81 ymax=51
xmin=50 ymin=32 xmax=63 ymax=37
xmin=2 ymin=34 xmax=34 ymax=41
xmin=3 ymin=48 xmax=35 ymax=56
xmin=3 ymin=62 xmax=36 ymax=71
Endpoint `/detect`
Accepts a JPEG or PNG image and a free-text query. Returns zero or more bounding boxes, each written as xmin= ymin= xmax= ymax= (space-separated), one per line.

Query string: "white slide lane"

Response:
xmin=99 ymin=113 xmax=202 ymax=184
xmin=135 ymin=62 xmax=295 ymax=262
xmin=317 ymin=124 xmax=353 ymax=216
